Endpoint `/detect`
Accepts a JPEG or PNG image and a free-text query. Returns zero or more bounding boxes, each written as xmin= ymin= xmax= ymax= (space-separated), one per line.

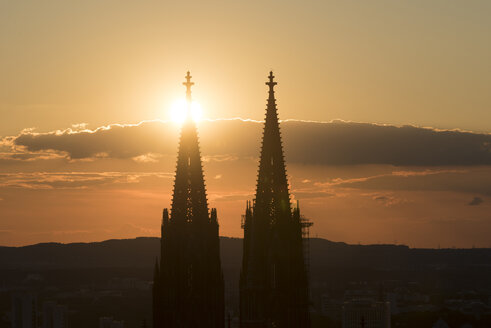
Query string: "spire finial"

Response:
xmin=266 ymin=71 xmax=277 ymax=90
xmin=183 ymin=71 xmax=194 ymax=102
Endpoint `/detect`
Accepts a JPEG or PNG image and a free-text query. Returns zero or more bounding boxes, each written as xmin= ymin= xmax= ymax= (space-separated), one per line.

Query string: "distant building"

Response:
xmin=342 ymin=299 xmax=390 ymax=328
xmin=42 ymin=301 xmax=66 ymax=328
xmin=99 ymin=317 xmax=124 ymax=328
xmin=11 ymin=292 xmax=37 ymax=328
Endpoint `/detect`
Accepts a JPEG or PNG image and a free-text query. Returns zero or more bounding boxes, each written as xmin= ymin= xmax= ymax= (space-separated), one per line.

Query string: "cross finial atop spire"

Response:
xmin=183 ymin=71 xmax=194 ymax=102
xmin=266 ymin=71 xmax=277 ymax=90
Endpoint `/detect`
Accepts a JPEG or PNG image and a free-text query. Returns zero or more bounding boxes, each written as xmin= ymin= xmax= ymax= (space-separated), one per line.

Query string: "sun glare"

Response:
xmin=170 ymin=99 xmax=203 ymax=124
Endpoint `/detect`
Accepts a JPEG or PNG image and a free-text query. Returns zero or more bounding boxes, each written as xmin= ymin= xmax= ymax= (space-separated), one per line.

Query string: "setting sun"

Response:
xmin=170 ymin=99 xmax=203 ymax=124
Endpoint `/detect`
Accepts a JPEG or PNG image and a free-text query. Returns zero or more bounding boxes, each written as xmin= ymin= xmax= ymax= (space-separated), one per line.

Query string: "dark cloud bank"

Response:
xmin=11 ymin=120 xmax=491 ymax=166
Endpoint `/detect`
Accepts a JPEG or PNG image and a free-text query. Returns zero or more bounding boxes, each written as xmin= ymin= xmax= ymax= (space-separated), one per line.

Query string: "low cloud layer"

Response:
xmin=4 ymin=119 xmax=491 ymax=166
xmin=319 ymin=168 xmax=491 ymax=196
xmin=12 ymin=122 xmax=178 ymax=160
xmin=1 ymin=120 xmax=490 ymax=247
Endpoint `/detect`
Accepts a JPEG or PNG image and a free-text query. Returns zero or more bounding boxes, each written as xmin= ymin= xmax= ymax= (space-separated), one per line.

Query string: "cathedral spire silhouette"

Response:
xmin=255 ymin=71 xmax=291 ymax=218
xmin=240 ymin=72 xmax=310 ymax=328
xmin=170 ymin=72 xmax=208 ymax=222
xmin=153 ymin=72 xmax=224 ymax=328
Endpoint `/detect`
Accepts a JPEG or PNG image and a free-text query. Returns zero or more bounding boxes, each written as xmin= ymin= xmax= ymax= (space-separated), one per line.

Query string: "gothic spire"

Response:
xmin=154 ymin=72 xmax=224 ymax=328
xmin=170 ymin=72 xmax=208 ymax=222
xmin=240 ymin=72 xmax=310 ymax=327
xmin=254 ymin=71 xmax=291 ymax=218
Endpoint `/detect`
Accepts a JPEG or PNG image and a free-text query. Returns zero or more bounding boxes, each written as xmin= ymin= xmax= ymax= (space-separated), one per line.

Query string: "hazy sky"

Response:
xmin=1 ymin=0 xmax=490 ymax=134
xmin=1 ymin=1 xmax=490 ymax=247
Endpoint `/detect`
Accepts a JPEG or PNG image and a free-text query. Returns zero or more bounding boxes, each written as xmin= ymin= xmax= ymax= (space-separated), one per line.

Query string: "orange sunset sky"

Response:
xmin=1 ymin=1 xmax=490 ymax=247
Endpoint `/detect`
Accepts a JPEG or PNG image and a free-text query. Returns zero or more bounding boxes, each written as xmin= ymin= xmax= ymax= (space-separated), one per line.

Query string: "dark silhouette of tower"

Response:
xmin=153 ymin=72 xmax=225 ymax=328
xmin=239 ymin=72 xmax=310 ymax=328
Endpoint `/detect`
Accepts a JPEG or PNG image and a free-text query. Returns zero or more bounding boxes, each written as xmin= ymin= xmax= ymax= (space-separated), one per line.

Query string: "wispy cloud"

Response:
xmin=367 ymin=192 xmax=409 ymax=207
xmin=319 ymin=169 xmax=467 ymax=187
xmin=210 ymin=192 xmax=253 ymax=202
xmin=0 ymin=172 xmax=173 ymax=189
xmin=315 ymin=168 xmax=491 ymax=196
xmin=132 ymin=153 xmax=162 ymax=163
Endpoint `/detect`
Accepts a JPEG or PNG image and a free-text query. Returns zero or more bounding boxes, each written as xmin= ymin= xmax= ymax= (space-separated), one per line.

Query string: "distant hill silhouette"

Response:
xmin=1 ymin=237 xmax=490 ymax=271
xmin=1 ymin=237 xmax=490 ymax=293
xmin=1 ymin=237 xmax=490 ymax=328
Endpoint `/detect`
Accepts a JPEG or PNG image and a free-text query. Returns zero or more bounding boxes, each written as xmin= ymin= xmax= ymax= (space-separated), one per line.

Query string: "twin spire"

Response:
xmin=170 ymin=71 xmax=208 ymax=221
xmin=154 ymin=71 xmax=308 ymax=328
xmin=153 ymin=71 xmax=224 ymax=328
xmin=240 ymin=70 xmax=311 ymax=327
